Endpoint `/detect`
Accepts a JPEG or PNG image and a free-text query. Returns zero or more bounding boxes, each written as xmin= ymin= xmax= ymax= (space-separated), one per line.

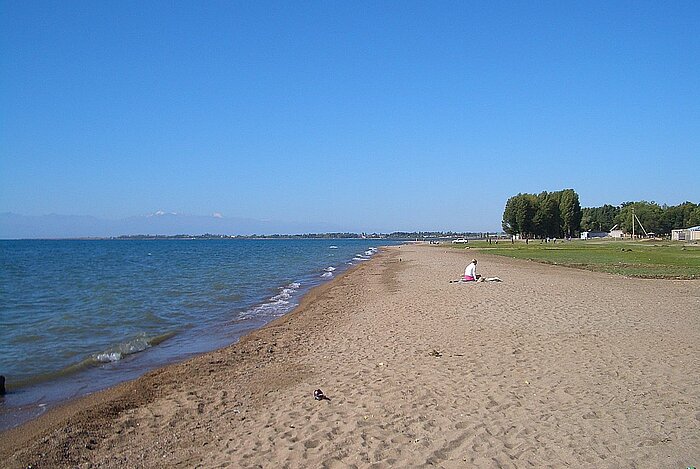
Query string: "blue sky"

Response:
xmin=1 ymin=1 xmax=698 ymax=233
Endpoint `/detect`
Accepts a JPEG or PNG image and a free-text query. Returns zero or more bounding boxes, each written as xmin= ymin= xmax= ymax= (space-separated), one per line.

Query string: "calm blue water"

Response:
xmin=0 ymin=238 xmax=396 ymax=430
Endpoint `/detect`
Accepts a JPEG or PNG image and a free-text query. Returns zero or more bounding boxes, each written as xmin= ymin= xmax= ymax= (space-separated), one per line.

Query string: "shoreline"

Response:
xmin=0 ymin=240 xmax=385 ymax=432
xmin=0 ymin=248 xmax=382 ymax=465
xmin=2 ymin=245 xmax=698 ymax=467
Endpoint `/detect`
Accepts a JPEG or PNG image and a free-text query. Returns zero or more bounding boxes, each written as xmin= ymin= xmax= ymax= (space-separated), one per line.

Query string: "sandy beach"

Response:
xmin=1 ymin=244 xmax=698 ymax=468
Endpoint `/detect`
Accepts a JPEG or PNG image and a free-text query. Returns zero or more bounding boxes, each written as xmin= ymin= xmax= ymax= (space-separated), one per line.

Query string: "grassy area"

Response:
xmin=445 ymin=239 xmax=700 ymax=279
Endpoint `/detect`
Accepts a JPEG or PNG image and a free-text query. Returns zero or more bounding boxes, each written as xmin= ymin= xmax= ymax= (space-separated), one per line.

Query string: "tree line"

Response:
xmin=503 ymin=190 xmax=699 ymax=238
xmin=502 ymin=189 xmax=582 ymax=239
xmin=581 ymin=201 xmax=700 ymax=235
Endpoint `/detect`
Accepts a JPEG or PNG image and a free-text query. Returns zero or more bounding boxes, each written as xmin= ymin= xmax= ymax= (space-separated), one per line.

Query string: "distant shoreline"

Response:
xmin=1 ymin=231 xmax=501 ymax=241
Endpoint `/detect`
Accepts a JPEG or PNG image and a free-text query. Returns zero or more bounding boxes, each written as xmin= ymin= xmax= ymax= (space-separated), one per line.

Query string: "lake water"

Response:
xmin=0 ymin=238 xmax=396 ymax=430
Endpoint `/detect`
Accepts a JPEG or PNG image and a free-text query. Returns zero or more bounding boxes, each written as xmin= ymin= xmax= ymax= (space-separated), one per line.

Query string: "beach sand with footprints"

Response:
xmin=1 ymin=244 xmax=699 ymax=468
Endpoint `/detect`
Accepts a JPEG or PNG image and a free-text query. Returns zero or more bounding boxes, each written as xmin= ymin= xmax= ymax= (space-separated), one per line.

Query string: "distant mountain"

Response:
xmin=0 ymin=212 xmax=345 ymax=239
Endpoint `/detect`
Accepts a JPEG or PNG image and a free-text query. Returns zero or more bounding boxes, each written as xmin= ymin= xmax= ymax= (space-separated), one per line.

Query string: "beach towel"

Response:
xmin=450 ymin=277 xmax=502 ymax=283
xmin=481 ymin=277 xmax=502 ymax=282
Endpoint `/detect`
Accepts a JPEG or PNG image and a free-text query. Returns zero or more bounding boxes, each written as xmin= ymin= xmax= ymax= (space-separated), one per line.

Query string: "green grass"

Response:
xmin=445 ymin=239 xmax=700 ymax=279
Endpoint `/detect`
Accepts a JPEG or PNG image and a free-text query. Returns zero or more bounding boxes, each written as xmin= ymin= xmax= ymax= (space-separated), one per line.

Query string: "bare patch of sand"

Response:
xmin=2 ymin=245 xmax=699 ymax=468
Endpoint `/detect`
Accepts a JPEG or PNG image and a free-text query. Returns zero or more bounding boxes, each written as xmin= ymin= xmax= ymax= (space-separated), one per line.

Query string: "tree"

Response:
xmin=598 ymin=204 xmax=620 ymax=231
xmin=514 ymin=194 xmax=538 ymax=238
xmin=559 ymin=189 xmax=582 ymax=237
xmin=662 ymin=201 xmax=699 ymax=231
xmin=615 ymin=201 xmax=664 ymax=235
xmin=690 ymin=206 xmax=700 ymax=227
xmin=502 ymin=193 xmax=538 ymax=237
xmin=502 ymin=190 xmax=581 ymax=238
xmin=502 ymin=195 xmax=519 ymax=235
xmin=581 ymin=204 xmax=620 ymax=232
xmin=570 ymin=200 xmax=699 ymax=237
xmin=533 ymin=192 xmax=560 ymax=238
xmin=580 ymin=208 xmax=595 ymax=232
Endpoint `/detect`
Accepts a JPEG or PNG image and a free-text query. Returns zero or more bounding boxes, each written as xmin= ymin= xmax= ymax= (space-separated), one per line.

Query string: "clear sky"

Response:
xmin=1 ymin=1 xmax=698 ymax=233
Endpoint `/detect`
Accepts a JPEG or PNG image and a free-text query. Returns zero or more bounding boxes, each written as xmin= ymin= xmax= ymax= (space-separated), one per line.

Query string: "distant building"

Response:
xmin=580 ymin=231 xmax=608 ymax=240
xmin=671 ymin=226 xmax=700 ymax=241
xmin=607 ymin=224 xmax=625 ymax=239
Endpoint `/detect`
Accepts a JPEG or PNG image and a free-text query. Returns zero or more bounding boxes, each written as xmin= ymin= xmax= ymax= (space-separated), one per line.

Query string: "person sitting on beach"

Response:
xmin=463 ymin=259 xmax=480 ymax=282
xmin=450 ymin=259 xmax=500 ymax=283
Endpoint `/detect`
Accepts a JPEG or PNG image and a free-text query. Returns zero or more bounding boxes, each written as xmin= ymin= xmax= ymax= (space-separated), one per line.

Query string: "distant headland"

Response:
xmin=105 ymin=231 xmax=499 ymax=241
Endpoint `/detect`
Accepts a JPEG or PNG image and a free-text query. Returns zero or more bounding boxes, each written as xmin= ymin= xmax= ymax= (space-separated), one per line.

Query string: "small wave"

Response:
xmin=92 ymin=333 xmax=158 ymax=363
xmin=329 ymin=246 xmax=338 ymax=249
xmin=7 ymin=332 xmax=176 ymax=390
xmin=270 ymin=282 xmax=301 ymax=303
xmin=94 ymin=352 xmax=123 ymax=363
xmin=240 ymin=282 xmax=302 ymax=319
xmin=324 ymin=266 xmax=336 ymax=272
xmin=352 ymin=247 xmax=377 ymax=262
xmin=321 ymin=272 xmax=333 ymax=278
xmin=148 ymin=331 xmax=177 ymax=346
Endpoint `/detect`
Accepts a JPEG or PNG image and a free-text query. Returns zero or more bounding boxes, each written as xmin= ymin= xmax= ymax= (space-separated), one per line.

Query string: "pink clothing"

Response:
xmin=464 ymin=261 xmax=477 ymax=280
xmin=463 ymin=275 xmax=475 ymax=281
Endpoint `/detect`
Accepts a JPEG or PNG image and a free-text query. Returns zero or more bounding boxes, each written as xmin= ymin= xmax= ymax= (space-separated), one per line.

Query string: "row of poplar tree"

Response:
xmin=501 ymin=189 xmax=582 ymax=239
xmin=502 ymin=190 xmax=700 ymax=238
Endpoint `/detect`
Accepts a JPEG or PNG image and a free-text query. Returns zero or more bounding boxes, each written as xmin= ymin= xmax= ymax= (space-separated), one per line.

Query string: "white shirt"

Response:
xmin=464 ymin=262 xmax=477 ymax=279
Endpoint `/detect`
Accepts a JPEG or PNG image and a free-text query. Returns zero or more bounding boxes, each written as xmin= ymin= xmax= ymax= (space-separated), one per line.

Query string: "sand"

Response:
xmin=1 ymin=244 xmax=699 ymax=468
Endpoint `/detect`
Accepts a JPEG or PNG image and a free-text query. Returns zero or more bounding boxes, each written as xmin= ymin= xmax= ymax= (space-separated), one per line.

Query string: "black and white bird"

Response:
xmin=313 ymin=389 xmax=330 ymax=401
